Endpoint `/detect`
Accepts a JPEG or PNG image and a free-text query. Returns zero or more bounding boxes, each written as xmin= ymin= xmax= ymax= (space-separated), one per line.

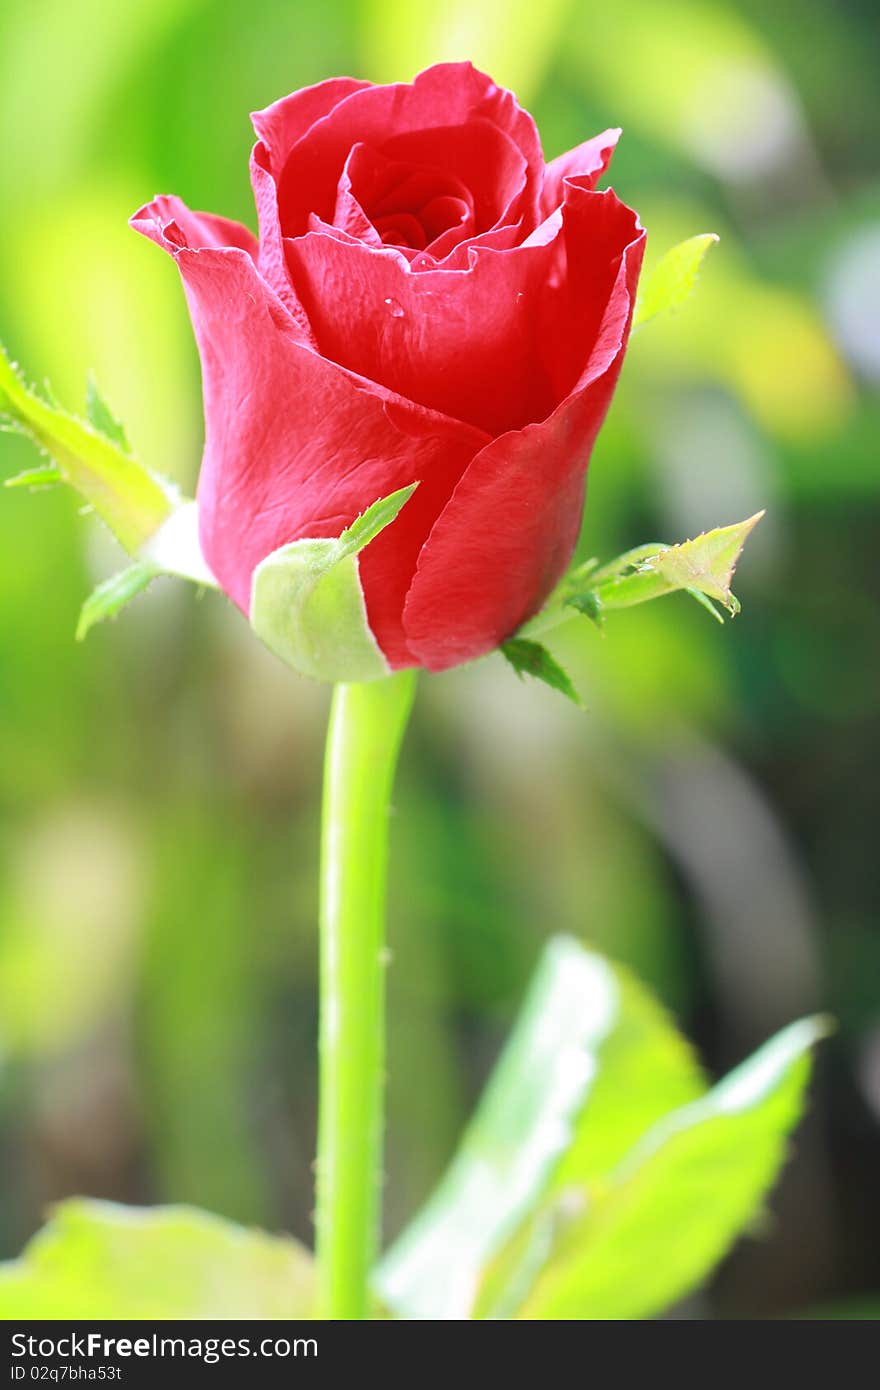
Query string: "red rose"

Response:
xmin=133 ymin=62 xmax=644 ymax=678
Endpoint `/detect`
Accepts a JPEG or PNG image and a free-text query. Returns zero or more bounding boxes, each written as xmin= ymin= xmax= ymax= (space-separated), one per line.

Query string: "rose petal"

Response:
xmin=251 ymin=76 xmax=371 ymax=161
xmin=534 ymin=183 xmax=646 ymax=404
xmin=131 ymin=197 xmax=486 ymax=668
xmin=284 ymin=185 xmax=639 ymax=438
xmin=540 ymin=128 xmax=621 ymax=217
xmin=251 ymin=78 xmax=373 ymax=306
xmin=307 ymin=213 xmax=424 ymax=265
xmin=402 ymin=194 xmax=645 ymax=670
xmin=333 ymin=188 xmax=384 ymax=245
xmin=131 ymin=195 xmax=258 ymax=259
xmin=334 ymin=143 xmax=475 ymax=253
xmin=342 ymin=143 xmax=473 ymax=220
xmin=377 ymin=120 xmax=527 ymax=235
xmin=268 ymin=62 xmax=543 ymax=240
xmin=284 ymin=227 xmax=564 ymax=435
xmin=427 ymin=220 xmax=523 ymax=269
xmin=376 ymin=213 xmax=428 ymax=250
xmin=250 ymin=144 xmax=316 ymax=337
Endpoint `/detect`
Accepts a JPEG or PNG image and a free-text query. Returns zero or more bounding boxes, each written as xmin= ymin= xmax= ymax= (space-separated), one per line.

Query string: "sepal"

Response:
xmin=249 ymin=484 xmax=418 ymax=683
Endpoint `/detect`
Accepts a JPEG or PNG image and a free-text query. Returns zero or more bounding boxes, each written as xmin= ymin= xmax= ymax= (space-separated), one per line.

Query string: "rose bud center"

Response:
xmin=336 ymin=143 xmax=476 ymax=259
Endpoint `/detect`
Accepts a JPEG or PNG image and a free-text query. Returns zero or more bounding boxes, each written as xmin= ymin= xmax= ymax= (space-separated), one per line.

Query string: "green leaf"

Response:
xmin=633 ymin=233 xmax=719 ymax=329
xmin=85 ymin=370 xmax=131 ymax=453
xmin=76 ymin=562 xmax=159 ymax=641
xmin=380 ymin=937 xmax=826 ymax=1322
xmin=0 ymin=339 xmax=172 ymax=551
xmin=497 ymin=1016 xmax=829 ymax=1320
xmin=377 ymin=938 xmax=705 ymax=1320
xmin=591 ymin=512 xmax=764 ymax=616
xmin=250 ymin=484 xmax=418 ymax=684
xmin=4 ymin=464 xmax=64 ymax=489
xmin=0 ymin=1199 xmax=315 ymax=1319
xmin=547 ymin=971 xmax=705 ymax=1190
xmin=501 ymin=638 xmax=582 ymax=704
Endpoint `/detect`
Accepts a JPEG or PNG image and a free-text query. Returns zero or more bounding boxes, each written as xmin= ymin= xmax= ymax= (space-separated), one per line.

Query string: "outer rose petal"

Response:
xmin=402 ymin=193 xmax=645 ymax=671
xmin=249 ymin=77 xmax=371 ymax=318
xmin=251 ymin=76 xmax=371 ymax=160
xmin=250 ymin=145 xmax=316 ymax=335
xmin=531 ymin=184 xmax=645 ymax=406
xmin=539 ymin=129 xmax=621 ymax=217
xmin=131 ymin=198 xmax=486 ymax=668
xmin=132 ymin=195 xmax=258 ymax=258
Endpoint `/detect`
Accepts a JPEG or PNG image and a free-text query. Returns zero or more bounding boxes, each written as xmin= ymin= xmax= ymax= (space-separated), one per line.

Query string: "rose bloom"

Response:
xmin=134 ymin=62 xmax=644 ymax=676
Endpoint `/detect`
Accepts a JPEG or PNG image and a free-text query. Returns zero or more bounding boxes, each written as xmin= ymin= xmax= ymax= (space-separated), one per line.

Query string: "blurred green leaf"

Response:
xmin=492 ymin=1016 xmax=828 ymax=1320
xmin=0 ymin=1200 xmax=314 ymax=1319
xmin=377 ymin=937 xmax=704 ymax=1320
xmin=633 ymin=234 xmax=719 ymax=329
xmin=549 ymin=968 xmax=704 ymax=1190
xmin=0 ymin=339 xmax=172 ymax=551
xmin=86 ymin=370 xmax=131 ymax=453
xmin=501 ymin=638 xmax=582 ymax=704
xmin=76 ymin=561 xmax=159 ymax=641
xmin=628 ymin=201 xmax=852 ymax=443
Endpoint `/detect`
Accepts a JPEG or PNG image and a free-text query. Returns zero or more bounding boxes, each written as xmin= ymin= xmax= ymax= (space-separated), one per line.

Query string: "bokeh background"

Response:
xmin=1 ymin=0 xmax=877 ymax=1318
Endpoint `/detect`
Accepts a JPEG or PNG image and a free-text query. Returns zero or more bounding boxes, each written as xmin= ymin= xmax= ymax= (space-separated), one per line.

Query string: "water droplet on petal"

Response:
xmin=383 ymin=296 xmax=404 ymax=318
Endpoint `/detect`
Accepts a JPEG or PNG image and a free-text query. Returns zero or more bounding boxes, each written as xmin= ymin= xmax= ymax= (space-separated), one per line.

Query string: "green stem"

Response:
xmin=315 ymin=670 xmax=417 ymax=1319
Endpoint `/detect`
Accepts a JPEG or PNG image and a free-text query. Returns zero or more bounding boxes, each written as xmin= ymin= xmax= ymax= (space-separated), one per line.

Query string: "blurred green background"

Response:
xmin=1 ymin=0 xmax=877 ymax=1319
